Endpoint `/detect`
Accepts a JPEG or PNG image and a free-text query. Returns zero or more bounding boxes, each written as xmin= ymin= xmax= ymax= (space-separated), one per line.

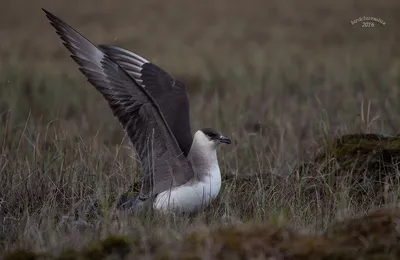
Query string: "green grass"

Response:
xmin=1 ymin=0 xmax=400 ymax=258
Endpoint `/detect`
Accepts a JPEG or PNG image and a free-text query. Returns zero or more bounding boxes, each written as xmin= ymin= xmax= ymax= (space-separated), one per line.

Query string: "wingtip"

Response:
xmin=41 ymin=8 xmax=51 ymax=17
xmin=41 ymin=8 xmax=61 ymax=25
xmin=42 ymin=8 xmax=73 ymax=41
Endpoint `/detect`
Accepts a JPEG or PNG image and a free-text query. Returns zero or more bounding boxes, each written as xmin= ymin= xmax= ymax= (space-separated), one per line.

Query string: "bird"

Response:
xmin=42 ymin=8 xmax=231 ymax=214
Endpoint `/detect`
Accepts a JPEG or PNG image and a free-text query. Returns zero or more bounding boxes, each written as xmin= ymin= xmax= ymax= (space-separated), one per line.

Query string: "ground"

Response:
xmin=1 ymin=0 xmax=400 ymax=259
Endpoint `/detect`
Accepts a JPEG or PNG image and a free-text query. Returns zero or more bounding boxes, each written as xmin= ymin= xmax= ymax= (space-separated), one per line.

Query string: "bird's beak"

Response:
xmin=219 ymin=135 xmax=232 ymax=144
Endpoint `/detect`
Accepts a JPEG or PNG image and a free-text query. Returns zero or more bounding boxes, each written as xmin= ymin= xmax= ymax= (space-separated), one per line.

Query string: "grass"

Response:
xmin=1 ymin=0 xmax=400 ymax=258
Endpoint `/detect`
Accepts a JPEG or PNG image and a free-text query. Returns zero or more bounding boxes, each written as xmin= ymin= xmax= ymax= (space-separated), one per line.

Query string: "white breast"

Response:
xmin=153 ymin=165 xmax=221 ymax=213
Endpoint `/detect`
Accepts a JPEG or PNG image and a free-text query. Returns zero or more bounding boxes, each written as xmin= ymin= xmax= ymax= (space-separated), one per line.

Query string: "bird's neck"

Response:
xmin=187 ymin=143 xmax=219 ymax=179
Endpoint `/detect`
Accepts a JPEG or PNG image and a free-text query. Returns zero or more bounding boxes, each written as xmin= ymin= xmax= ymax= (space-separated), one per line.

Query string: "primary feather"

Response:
xmin=99 ymin=44 xmax=194 ymax=157
xmin=42 ymin=8 xmax=195 ymax=200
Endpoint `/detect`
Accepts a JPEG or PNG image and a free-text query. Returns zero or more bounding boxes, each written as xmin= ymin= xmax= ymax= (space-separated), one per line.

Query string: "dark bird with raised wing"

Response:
xmin=42 ymin=8 xmax=231 ymax=213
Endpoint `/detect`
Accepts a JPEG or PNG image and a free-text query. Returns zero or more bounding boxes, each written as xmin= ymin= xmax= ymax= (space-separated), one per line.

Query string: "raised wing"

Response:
xmin=42 ymin=9 xmax=195 ymax=199
xmin=98 ymin=45 xmax=193 ymax=157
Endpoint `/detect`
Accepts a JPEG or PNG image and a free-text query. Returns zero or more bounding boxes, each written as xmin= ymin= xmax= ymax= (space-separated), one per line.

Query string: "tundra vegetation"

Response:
xmin=1 ymin=0 xmax=400 ymax=259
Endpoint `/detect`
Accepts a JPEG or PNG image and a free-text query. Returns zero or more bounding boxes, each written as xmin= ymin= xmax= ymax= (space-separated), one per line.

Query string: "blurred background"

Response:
xmin=1 ymin=0 xmax=399 ymax=139
xmin=1 ymin=0 xmax=399 ymax=137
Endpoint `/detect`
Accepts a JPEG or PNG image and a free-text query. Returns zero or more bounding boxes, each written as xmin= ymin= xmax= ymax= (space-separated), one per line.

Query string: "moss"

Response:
xmin=82 ymin=235 xmax=131 ymax=260
xmin=173 ymin=210 xmax=400 ymax=259
xmin=3 ymin=250 xmax=38 ymax=260
xmin=177 ymin=219 xmax=400 ymax=259
xmin=319 ymin=134 xmax=400 ymax=169
xmin=293 ymin=133 xmax=400 ymax=205
xmin=2 ymin=250 xmax=51 ymax=260
xmin=325 ymin=208 xmax=400 ymax=258
xmin=55 ymin=248 xmax=78 ymax=260
xmin=7 ymin=209 xmax=400 ymax=259
xmin=326 ymin=208 xmax=400 ymax=245
xmin=177 ymin=223 xmax=338 ymax=259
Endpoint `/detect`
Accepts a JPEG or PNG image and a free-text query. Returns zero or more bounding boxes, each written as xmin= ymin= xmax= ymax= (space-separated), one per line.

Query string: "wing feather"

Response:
xmin=98 ymin=44 xmax=193 ymax=157
xmin=42 ymin=8 xmax=195 ymax=199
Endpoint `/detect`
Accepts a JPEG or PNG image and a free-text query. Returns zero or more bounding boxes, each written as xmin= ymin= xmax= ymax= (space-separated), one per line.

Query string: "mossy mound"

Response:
xmin=174 ymin=224 xmax=338 ymax=260
xmin=5 ymin=208 xmax=400 ymax=259
xmin=172 ymin=207 xmax=400 ymax=259
xmin=325 ymin=207 xmax=400 ymax=255
xmin=55 ymin=248 xmax=79 ymax=260
xmin=3 ymin=250 xmax=42 ymax=260
xmin=3 ymin=236 xmax=136 ymax=260
xmin=322 ymin=207 xmax=400 ymax=259
xmin=3 ymin=250 xmax=53 ymax=260
xmin=293 ymin=133 xmax=400 ymax=205
xmin=81 ymin=236 xmax=133 ymax=260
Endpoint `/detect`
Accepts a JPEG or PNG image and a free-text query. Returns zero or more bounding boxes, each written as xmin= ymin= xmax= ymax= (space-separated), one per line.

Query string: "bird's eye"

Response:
xmin=207 ymin=133 xmax=217 ymax=139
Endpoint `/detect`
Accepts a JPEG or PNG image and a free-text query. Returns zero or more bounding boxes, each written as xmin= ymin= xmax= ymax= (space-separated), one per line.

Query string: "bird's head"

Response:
xmin=193 ymin=128 xmax=231 ymax=151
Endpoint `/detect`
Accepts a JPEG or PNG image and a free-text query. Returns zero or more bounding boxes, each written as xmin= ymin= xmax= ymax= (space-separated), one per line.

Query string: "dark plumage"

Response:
xmin=98 ymin=45 xmax=193 ymax=157
xmin=42 ymin=8 xmax=231 ymax=213
xmin=42 ymin=8 xmax=195 ymax=201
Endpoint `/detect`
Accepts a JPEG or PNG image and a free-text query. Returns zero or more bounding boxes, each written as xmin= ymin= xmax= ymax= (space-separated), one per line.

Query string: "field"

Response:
xmin=1 ymin=0 xmax=400 ymax=258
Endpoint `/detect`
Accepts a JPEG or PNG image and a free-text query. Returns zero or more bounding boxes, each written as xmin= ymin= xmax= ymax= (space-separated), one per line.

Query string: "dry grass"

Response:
xmin=1 ymin=0 xmax=400 ymax=258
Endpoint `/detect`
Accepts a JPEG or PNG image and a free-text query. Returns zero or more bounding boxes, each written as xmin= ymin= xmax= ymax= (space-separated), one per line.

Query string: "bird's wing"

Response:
xmin=98 ymin=44 xmax=193 ymax=157
xmin=43 ymin=9 xmax=195 ymax=199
